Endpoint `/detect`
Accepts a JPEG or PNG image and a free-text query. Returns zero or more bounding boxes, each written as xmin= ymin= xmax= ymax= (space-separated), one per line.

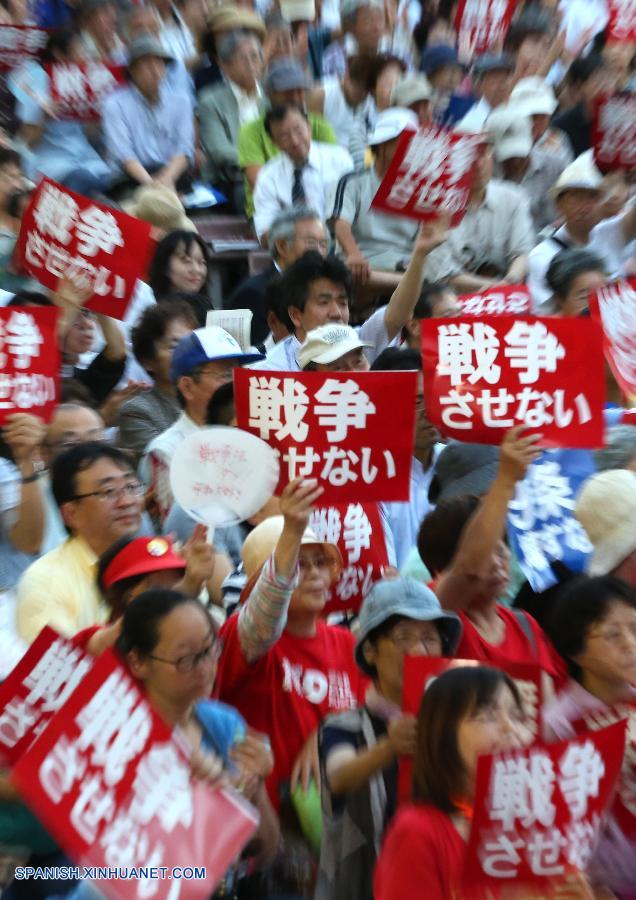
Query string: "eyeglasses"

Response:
xmin=386 ymin=626 xmax=443 ymax=654
xmin=73 ymin=480 xmax=145 ymax=503
xmin=148 ymin=638 xmax=223 ymax=674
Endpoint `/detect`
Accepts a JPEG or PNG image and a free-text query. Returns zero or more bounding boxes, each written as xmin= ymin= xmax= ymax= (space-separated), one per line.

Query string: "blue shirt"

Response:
xmin=102 ymin=79 xmax=194 ymax=174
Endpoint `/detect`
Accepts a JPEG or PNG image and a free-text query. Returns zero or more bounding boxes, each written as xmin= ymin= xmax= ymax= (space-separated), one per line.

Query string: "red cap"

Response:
xmin=101 ymin=537 xmax=186 ymax=589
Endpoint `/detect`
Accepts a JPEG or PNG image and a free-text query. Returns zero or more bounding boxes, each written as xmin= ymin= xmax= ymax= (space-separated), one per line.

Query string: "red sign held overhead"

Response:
xmin=371 ymin=126 xmax=483 ymax=227
xmin=0 ymin=306 xmax=59 ymax=425
xmin=0 ymin=626 xmax=92 ymax=764
xmin=455 ymin=0 xmax=516 ymax=58
xmin=463 ymin=721 xmax=626 ymax=887
xmin=0 ymin=26 xmax=48 ymax=71
xmin=47 ymin=62 xmax=126 ymax=121
xmin=606 ymin=0 xmax=636 ymax=43
xmin=593 ymin=94 xmax=636 ymax=172
xmin=457 ymin=285 xmax=532 ymax=316
xmin=11 ymin=651 xmax=259 ymax=899
xmin=16 ymin=178 xmax=156 ymax=320
xmin=234 ymin=369 xmax=418 ymax=504
xmin=310 ymin=502 xmax=390 ymax=615
xmin=421 ymin=316 xmax=606 ymax=448
xmin=589 ymin=277 xmax=636 ymax=398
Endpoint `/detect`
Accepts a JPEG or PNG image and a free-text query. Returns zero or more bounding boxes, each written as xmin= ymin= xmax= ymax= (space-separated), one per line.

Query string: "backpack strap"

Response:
xmin=511 ymin=608 xmax=537 ymax=659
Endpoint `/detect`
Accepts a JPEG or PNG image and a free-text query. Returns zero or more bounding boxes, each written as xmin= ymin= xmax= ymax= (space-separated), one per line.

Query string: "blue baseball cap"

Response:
xmin=354 ymin=577 xmax=462 ymax=674
xmin=170 ymin=326 xmax=264 ymax=382
xmin=420 ymin=44 xmax=461 ymax=76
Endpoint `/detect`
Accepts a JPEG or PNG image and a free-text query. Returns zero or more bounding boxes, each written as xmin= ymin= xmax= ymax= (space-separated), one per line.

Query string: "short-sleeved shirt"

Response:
xmin=426 ymin=179 xmax=536 ymax=282
xmin=215 ymin=612 xmax=366 ymax=808
xmin=238 ymin=112 xmax=337 ymax=216
xmin=455 ymin=605 xmax=566 ymax=681
xmin=332 ymin=168 xmax=422 ymax=271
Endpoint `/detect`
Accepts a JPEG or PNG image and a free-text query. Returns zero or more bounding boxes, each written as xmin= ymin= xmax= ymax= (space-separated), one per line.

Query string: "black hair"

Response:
xmin=365 ymin=53 xmax=407 ymax=93
xmin=51 ymin=442 xmax=135 ymax=510
xmin=267 ymin=251 xmax=352 ymax=333
xmin=415 ymin=282 xmax=453 ymax=318
xmin=370 ymin=347 xmax=422 ymax=371
xmin=504 ymin=7 xmax=553 ymax=51
xmin=206 ymin=381 xmax=235 ymax=426
xmin=417 ymin=495 xmax=481 ymax=575
xmin=413 ymin=666 xmax=522 ymax=813
xmin=545 ymin=248 xmax=605 ymax=303
xmin=116 ymin=588 xmax=215 ymax=657
xmin=7 ymin=188 xmax=31 ymax=220
xmin=547 ymin=576 xmax=636 ymax=680
xmin=0 ymin=147 xmax=21 ymax=170
xmin=157 ymin=291 xmax=212 ymax=327
xmin=41 ymin=29 xmax=78 ymax=64
xmin=148 ymin=230 xmax=210 ymax=300
xmin=6 ymin=290 xmax=53 ymax=308
xmin=565 ymin=54 xmax=605 ymax=86
xmin=131 ymin=300 xmax=197 ymax=373
xmin=264 ymin=103 xmax=307 ymax=139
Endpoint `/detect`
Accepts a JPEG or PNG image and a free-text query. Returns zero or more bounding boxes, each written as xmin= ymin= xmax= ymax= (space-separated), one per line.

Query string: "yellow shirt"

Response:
xmin=16 ymin=536 xmax=107 ymax=644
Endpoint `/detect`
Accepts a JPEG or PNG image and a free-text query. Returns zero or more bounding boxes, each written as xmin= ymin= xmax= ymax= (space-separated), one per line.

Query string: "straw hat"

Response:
xmin=575 ymin=470 xmax=636 ymax=576
xmin=207 ymin=3 xmax=266 ymax=40
xmin=124 ymin=184 xmax=197 ymax=233
xmin=240 ymin=515 xmax=343 ymax=603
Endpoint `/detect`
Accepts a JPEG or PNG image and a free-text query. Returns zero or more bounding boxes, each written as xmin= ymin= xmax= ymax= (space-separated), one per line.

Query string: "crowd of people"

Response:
xmin=0 ymin=0 xmax=634 ymax=897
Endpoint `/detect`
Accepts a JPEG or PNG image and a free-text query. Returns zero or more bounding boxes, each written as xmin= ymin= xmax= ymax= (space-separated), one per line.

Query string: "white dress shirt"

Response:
xmin=457 ymin=97 xmax=492 ymax=133
xmin=253 ymin=141 xmax=354 ymax=237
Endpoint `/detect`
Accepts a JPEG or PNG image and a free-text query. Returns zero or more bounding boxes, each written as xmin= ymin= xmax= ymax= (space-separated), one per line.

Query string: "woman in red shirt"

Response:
xmin=374 ymin=666 xmax=592 ymax=900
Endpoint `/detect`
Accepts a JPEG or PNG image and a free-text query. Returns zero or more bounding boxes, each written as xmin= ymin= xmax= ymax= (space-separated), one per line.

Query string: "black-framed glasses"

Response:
xmin=73 ymin=480 xmax=145 ymax=503
xmin=148 ymin=638 xmax=223 ymax=674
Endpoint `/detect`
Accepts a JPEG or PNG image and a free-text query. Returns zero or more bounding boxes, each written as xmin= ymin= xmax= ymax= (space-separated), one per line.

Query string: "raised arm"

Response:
xmin=383 ymin=219 xmax=450 ymax=341
xmin=435 ymin=427 xmax=542 ymax=612
xmin=2 ymin=414 xmax=45 ymax=555
xmin=237 ymin=478 xmax=324 ymax=663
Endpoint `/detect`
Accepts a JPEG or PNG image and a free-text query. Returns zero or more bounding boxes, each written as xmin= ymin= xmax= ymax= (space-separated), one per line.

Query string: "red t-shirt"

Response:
xmin=455 ymin=605 xmax=566 ymax=682
xmin=215 ymin=613 xmax=367 ymax=807
xmin=374 ymin=803 xmax=493 ymax=900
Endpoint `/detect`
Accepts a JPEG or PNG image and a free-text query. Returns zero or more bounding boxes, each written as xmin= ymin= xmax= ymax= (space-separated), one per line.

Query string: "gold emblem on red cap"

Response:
xmin=147 ymin=538 xmax=169 ymax=557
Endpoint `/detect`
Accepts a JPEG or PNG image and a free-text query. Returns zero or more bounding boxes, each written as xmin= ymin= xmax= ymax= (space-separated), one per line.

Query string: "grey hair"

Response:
xmin=594 ymin=426 xmax=636 ymax=472
xmin=545 ymin=248 xmax=606 ymax=299
xmin=216 ymin=29 xmax=262 ymax=64
xmin=267 ymin=207 xmax=324 ymax=256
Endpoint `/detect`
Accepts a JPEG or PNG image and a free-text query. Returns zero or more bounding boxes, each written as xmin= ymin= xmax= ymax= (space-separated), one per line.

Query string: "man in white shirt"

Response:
xmin=143 ymin=327 xmax=264 ymax=524
xmin=253 ymin=104 xmax=353 ymax=239
xmin=253 ymin=217 xmax=449 ymax=371
xmin=528 ymin=153 xmax=636 ymax=309
xmin=457 ymin=54 xmax=514 ymax=133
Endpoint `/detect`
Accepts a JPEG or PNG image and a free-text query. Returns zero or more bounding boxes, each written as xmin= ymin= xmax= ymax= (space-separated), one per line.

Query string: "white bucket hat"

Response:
xmin=486 ymin=106 xmax=533 ymax=161
xmin=575 ymin=470 xmax=636 ymax=576
xmin=298 ymin=324 xmax=372 ymax=369
xmin=549 ymin=151 xmax=604 ymax=200
xmin=510 ymin=77 xmax=558 ymax=117
xmin=368 ymin=108 xmax=418 ymax=147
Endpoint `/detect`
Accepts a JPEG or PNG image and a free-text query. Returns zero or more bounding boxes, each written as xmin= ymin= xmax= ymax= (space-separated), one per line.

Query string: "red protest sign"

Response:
xmin=463 ymin=721 xmax=626 ymax=886
xmin=0 ymin=626 xmax=92 ymax=764
xmin=11 ymin=651 xmax=258 ymax=898
xmin=0 ymin=25 xmax=48 ymax=71
xmin=371 ymin=126 xmax=483 ymax=227
xmin=458 ymin=285 xmax=532 ymax=316
xmin=593 ymin=94 xmax=636 ymax=172
xmin=455 ymin=0 xmax=516 ymax=58
xmin=0 ymin=306 xmax=59 ymax=425
xmin=589 ymin=278 xmax=636 ymax=397
xmin=399 ymin=657 xmax=544 ymax=801
xmin=607 ymin=0 xmax=636 ymax=43
xmin=234 ymin=369 xmax=417 ymax=503
xmin=568 ymin=701 xmax=636 ymax=842
xmin=310 ymin=502 xmax=390 ymax=615
xmin=47 ymin=62 xmax=126 ymax=121
xmin=421 ymin=316 xmax=606 ymax=448
xmin=16 ymin=177 xmax=155 ymax=320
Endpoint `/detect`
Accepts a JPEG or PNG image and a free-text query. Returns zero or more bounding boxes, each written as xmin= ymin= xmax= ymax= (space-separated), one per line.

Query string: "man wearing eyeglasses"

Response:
xmin=16 ymin=443 xmax=144 ymax=644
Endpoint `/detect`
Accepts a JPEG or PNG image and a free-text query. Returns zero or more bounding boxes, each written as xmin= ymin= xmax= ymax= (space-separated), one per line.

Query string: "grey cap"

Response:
xmin=473 ymin=53 xmax=514 ymax=76
xmin=264 ymin=57 xmax=311 ymax=93
xmin=340 ymin=0 xmax=384 ymax=18
xmin=428 ymin=442 xmax=500 ymax=504
xmin=354 ymin=577 xmax=462 ymax=674
xmin=127 ymin=35 xmax=174 ymax=68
